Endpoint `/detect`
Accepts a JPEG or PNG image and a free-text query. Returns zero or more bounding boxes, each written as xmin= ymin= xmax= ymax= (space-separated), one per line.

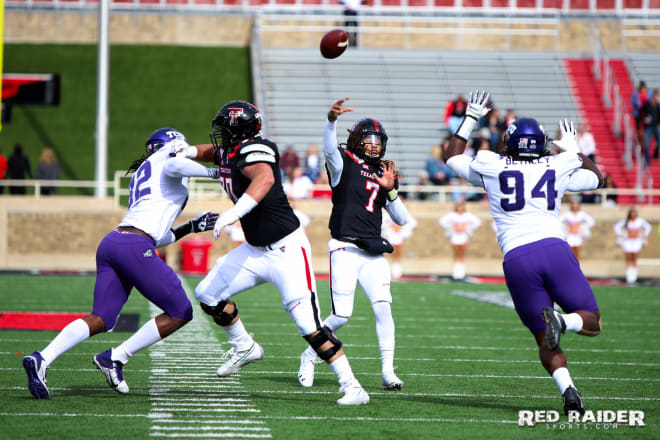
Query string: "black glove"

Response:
xmin=191 ymin=211 xmax=219 ymax=233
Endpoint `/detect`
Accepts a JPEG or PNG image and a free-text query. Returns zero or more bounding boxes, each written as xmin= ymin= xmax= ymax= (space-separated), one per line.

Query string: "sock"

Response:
xmin=112 ymin=318 xmax=161 ymax=365
xmin=223 ymin=319 xmax=253 ymax=349
xmin=328 ymin=354 xmax=356 ymax=387
xmin=41 ymin=319 xmax=91 ymax=367
xmin=372 ymin=302 xmax=395 ymax=374
xmin=631 ymin=267 xmax=638 ymax=283
xmin=562 ymin=313 xmax=583 ymax=333
xmin=391 ymin=263 xmax=403 ymax=279
xmin=552 ymin=367 xmax=575 ymax=394
xmin=453 ymin=263 xmax=466 ymax=279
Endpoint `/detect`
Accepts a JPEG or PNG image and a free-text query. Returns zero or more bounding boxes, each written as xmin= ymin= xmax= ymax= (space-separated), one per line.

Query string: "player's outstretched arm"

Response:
xmin=155 ymin=211 xmax=219 ymax=248
xmin=324 ymin=98 xmax=353 ymax=187
xmin=443 ymin=90 xmax=491 ymax=162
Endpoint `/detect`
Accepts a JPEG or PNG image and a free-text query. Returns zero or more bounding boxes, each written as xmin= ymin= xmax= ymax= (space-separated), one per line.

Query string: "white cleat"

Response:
xmin=216 ymin=342 xmax=264 ymax=377
xmin=337 ymin=381 xmax=370 ymax=405
xmin=382 ymin=371 xmax=404 ymax=390
xmin=297 ymin=351 xmax=322 ymax=388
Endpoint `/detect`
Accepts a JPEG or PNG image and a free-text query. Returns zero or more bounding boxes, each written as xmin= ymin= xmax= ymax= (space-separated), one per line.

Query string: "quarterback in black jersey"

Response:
xmin=298 ymin=98 xmax=410 ymax=392
xmin=191 ymin=100 xmax=369 ymax=405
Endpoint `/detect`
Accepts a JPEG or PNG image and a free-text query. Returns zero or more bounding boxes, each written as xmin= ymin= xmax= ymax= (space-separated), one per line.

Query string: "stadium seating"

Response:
xmin=259 ymin=48 xmax=580 ymax=182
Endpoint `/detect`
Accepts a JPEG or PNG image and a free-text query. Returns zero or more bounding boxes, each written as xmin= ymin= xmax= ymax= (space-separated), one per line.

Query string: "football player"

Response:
xmin=297 ymin=98 xmax=409 ymax=391
xmin=559 ymin=200 xmax=595 ymax=261
xmin=191 ymin=100 xmax=369 ymax=405
xmin=614 ymin=207 xmax=651 ymax=283
xmin=444 ymin=91 xmax=603 ymax=416
xmin=439 ymin=200 xmax=482 ymax=280
xmin=22 ymin=128 xmax=219 ymax=399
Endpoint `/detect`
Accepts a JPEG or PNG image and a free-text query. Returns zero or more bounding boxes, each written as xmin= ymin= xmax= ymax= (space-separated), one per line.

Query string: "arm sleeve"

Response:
xmin=446 ymin=154 xmax=482 ymax=186
xmin=613 ymin=220 xmax=625 ymax=236
xmin=154 ymin=230 xmax=176 ymax=249
xmin=642 ymin=219 xmax=652 ymax=236
xmin=584 ymin=212 xmax=595 ymax=228
xmin=163 ymin=157 xmax=218 ymax=178
xmin=385 ymin=197 xmax=408 ymax=226
xmin=567 ymin=169 xmax=599 ymax=191
xmin=323 ymin=119 xmax=344 ymax=187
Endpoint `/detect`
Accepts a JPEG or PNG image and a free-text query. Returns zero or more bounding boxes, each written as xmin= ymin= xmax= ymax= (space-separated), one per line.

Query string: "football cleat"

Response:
xmin=382 ymin=370 xmax=404 ymax=390
xmin=337 ymin=380 xmax=370 ymax=405
xmin=297 ymin=350 xmax=322 ymax=388
xmin=562 ymin=386 xmax=585 ymax=416
xmin=543 ymin=307 xmax=566 ymax=351
xmin=23 ymin=351 xmax=50 ymax=399
xmin=93 ymin=349 xmax=129 ymax=394
xmin=216 ymin=342 xmax=264 ymax=377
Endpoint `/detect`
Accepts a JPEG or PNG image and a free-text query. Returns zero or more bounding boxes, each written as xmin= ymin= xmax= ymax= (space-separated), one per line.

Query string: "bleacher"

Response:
xmin=259 ymin=48 xmax=580 ymax=182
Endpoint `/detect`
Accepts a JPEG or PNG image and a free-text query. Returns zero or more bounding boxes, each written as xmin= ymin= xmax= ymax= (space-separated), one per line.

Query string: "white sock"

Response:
xmin=112 ymin=318 xmax=161 ymax=365
xmin=453 ymin=263 xmax=466 ymax=279
xmin=391 ymin=263 xmax=403 ymax=279
xmin=631 ymin=267 xmax=638 ymax=283
xmin=626 ymin=267 xmax=637 ymax=283
xmin=562 ymin=313 xmax=583 ymax=333
xmin=41 ymin=319 xmax=90 ymax=367
xmin=372 ymin=302 xmax=395 ymax=374
xmin=223 ymin=319 xmax=253 ymax=349
xmin=328 ymin=354 xmax=356 ymax=387
xmin=552 ymin=367 xmax=575 ymax=394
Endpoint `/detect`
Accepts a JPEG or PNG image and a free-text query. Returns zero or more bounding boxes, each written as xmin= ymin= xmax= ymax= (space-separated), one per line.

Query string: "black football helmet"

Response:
xmin=210 ymin=100 xmax=262 ymax=151
xmin=346 ymin=118 xmax=388 ymax=166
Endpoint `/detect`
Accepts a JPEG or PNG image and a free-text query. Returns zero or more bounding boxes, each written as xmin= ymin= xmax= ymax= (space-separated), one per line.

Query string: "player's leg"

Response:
xmin=95 ymin=238 xmax=194 ymax=393
xmin=571 ymin=246 xmax=580 ymax=261
xmin=271 ymin=234 xmax=368 ymax=405
xmin=503 ymin=239 xmax=586 ymax=415
xmin=298 ymin=247 xmax=360 ymax=387
xmin=390 ymin=244 xmax=403 ymax=280
xmin=451 ymin=240 xmax=467 ymax=280
xmin=358 ymin=255 xmax=402 ymax=390
xmin=194 ymin=244 xmax=265 ymax=376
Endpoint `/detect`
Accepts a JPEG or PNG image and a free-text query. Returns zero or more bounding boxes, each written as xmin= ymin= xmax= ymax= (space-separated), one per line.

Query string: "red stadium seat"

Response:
xmin=543 ymin=0 xmax=562 ymax=7
xmin=569 ymin=0 xmax=590 ymax=9
xmin=623 ymin=0 xmax=642 ymax=6
xmin=462 ymin=0 xmax=484 ymax=6
xmin=596 ymin=0 xmax=616 ymax=8
xmin=433 ymin=0 xmax=454 ymax=5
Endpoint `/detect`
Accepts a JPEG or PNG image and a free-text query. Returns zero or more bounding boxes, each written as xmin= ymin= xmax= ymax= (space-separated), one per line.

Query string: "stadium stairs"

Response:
xmin=564 ymin=58 xmax=660 ymax=204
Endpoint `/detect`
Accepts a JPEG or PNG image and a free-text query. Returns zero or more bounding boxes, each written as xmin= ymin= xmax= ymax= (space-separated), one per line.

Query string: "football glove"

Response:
xmin=552 ymin=119 xmax=580 ymax=154
xmin=191 ymin=211 xmax=219 ymax=233
xmin=213 ymin=210 xmax=240 ymax=240
xmin=465 ymin=90 xmax=492 ymax=121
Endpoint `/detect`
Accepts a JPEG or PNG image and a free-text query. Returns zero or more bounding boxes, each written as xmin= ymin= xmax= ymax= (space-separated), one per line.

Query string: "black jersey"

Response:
xmin=329 ymin=148 xmax=388 ymax=240
xmin=215 ymin=137 xmax=299 ymax=246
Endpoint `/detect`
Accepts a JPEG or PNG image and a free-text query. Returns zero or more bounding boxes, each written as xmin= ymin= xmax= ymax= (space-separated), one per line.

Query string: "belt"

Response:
xmin=117 ymin=226 xmax=155 ymax=243
xmin=259 ymin=228 xmax=299 ymax=251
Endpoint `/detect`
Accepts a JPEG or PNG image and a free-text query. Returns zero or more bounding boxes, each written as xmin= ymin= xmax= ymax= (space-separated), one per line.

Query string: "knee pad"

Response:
xmin=304 ymin=326 xmax=342 ymax=361
xmin=200 ymin=300 xmax=238 ymax=326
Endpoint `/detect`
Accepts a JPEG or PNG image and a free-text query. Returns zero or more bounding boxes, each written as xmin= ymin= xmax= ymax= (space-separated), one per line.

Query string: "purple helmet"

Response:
xmin=504 ymin=118 xmax=549 ymax=159
xmin=145 ymin=128 xmax=187 ymax=155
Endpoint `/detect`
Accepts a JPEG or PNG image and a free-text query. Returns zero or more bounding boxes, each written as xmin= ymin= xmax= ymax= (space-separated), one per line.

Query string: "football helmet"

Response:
xmin=210 ymin=100 xmax=262 ymax=151
xmin=145 ymin=128 xmax=187 ymax=155
xmin=346 ymin=118 xmax=388 ymax=166
xmin=504 ymin=117 xmax=549 ymax=159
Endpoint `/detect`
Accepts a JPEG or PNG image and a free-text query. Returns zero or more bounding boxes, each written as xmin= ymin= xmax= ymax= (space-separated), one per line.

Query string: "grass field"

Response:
xmin=1 ymin=274 xmax=658 ymax=439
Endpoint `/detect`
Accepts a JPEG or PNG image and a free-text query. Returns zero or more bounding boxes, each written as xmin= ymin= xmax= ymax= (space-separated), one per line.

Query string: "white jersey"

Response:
xmin=560 ymin=209 xmax=595 ymax=247
xmin=448 ymin=150 xmax=592 ymax=255
xmin=120 ymin=146 xmax=216 ymax=246
xmin=439 ymin=211 xmax=481 ymax=246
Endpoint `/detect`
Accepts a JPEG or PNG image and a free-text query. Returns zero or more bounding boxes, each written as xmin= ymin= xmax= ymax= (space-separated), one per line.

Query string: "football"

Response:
xmin=320 ymin=29 xmax=349 ymax=59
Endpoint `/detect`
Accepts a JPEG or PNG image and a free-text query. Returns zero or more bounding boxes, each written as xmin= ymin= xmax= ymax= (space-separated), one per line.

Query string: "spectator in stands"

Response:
xmin=303 ymin=143 xmax=321 ymax=182
xmin=632 ymin=81 xmax=648 ymax=148
xmin=485 ymin=107 xmax=505 ymax=151
xmin=280 ymin=144 xmax=300 ymax=179
xmin=504 ymin=108 xmax=517 ymax=127
xmin=577 ymin=124 xmax=597 ymax=163
xmin=35 ymin=147 xmax=60 ymax=196
xmin=0 ymin=146 xmax=7 ymax=194
xmin=641 ymin=89 xmax=660 ymax=165
xmin=339 ymin=0 xmax=364 ymax=48
xmin=310 ymin=171 xmax=332 ymax=199
xmin=414 ymin=171 xmax=435 ymax=201
xmin=425 ymin=143 xmax=454 ymax=186
xmin=8 ymin=143 xmax=32 ymax=194
xmin=444 ymin=94 xmax=467 ymax=135
xmin=283 ymin=166 xmax=314 ymax=199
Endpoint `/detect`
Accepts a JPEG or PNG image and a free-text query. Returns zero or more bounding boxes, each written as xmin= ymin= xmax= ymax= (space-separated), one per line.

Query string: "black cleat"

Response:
xmin=562 ymin=386 xmax=585 ymax=416
xmin=543 ymin=307 xmax=566 ymax=351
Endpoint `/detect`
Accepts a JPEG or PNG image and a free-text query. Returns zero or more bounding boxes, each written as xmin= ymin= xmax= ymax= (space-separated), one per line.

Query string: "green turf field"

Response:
xmin=2 ymin=44 xmax=251 ymax=192
xmin=1 ymin=274 xmax=658 ymax=438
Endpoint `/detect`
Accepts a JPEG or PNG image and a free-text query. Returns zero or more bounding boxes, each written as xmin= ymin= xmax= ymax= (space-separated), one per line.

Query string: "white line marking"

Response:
xmin=150 ymin=434 xmax=271 ymax=438
xmin=152 ymin=427 xmax=270 ymax=432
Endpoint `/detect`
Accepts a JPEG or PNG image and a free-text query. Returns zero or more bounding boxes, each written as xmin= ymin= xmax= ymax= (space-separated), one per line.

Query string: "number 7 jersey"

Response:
xmin=470 ymin=150 xmax=583 ymax=255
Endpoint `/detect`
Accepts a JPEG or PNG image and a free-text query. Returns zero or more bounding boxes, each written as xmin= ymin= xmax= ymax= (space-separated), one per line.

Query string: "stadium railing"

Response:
xmin=2 ymin=177 xmax=660 ymax=206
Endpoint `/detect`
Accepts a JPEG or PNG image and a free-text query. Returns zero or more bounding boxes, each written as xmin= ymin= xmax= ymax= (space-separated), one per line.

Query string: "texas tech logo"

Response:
xmin=228 ymin=108 xmax=244 ymax=126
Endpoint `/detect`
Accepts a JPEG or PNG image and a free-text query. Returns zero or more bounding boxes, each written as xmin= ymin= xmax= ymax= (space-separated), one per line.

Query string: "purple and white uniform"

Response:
xmin=93 ymin=145 xmax=217 ymax=330
xmin=448 ymin=151 xmax=600 ymax=334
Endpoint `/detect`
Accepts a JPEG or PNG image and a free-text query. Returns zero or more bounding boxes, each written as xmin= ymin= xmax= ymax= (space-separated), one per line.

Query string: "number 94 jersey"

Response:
xmin=470 ymin=150 xmax=583 ymax=255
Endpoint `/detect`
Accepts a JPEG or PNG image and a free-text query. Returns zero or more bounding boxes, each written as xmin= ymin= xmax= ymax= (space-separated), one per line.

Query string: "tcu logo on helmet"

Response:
xmin=506 ymin=123 xmax=517 ymax=136
xmin=228 ymin=108 xmax=244 ymax=126
xmin=165 ymin=130 xmax=184 ymax=140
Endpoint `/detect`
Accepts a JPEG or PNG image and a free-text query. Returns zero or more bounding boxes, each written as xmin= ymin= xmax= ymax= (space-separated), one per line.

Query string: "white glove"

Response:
xmin=552 ymin=119 xmax=580 ymax=154
xmin=465 ymin=90 xmax=491 ymax=121
xmin=213 ymin=209 xmax=240 ymax=240
xmin=169 ymin=140 xmax=197 ymax=159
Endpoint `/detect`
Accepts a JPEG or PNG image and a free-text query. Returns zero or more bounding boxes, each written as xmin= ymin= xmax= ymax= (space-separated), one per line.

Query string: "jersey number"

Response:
xmin=128 ymin=161 xmax=152 ymax=208
xmin=364 ymin=181 xmax=380 ymax=213
xmin=219 ymin=176 xmax=238 ymax=202
xmin=499 ymin=169 xmax=557 ymax=212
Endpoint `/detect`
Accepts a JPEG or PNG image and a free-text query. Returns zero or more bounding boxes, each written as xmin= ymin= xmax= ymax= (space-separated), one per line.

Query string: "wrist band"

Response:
xmin=387 ymin=189 xmax=398 ymax=201
xmin=233 ymin=193 xmax=258 ymax=218
xmin=455 ymin=115 xmax=477 ymax=142
xmin=328 ymin=113 xmax=337 ymax=122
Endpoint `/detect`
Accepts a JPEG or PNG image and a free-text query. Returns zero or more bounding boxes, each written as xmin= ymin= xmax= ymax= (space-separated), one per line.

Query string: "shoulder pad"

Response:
xmin=236 ymin=142 xmax=276 ymax=168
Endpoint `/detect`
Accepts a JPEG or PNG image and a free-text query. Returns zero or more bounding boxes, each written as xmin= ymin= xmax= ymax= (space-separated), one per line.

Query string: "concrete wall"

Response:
xmin=2 ymin=196 xmax=659 ymax=278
